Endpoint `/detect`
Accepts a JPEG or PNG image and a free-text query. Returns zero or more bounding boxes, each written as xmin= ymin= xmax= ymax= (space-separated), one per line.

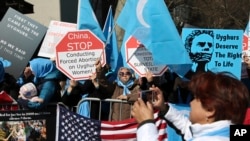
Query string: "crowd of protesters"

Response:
xmin=1 ymin=53 xmax=250 ymax=141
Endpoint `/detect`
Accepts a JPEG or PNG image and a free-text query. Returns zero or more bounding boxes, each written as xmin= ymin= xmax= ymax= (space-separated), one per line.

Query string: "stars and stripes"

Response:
xmin=56 ymin=105 xmax=167 ymax=141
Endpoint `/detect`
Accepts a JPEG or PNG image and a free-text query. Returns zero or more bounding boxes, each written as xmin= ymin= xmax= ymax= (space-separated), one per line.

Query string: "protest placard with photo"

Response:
xmin=0 ymin=105 xmax=56 ymax=141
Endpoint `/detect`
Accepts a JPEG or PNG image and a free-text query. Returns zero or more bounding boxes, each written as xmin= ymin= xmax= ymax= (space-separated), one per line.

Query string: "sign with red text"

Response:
xmin=242 ymin=21 xmax=250 ymax=62
xmin=243 ymin=33 xmax=248 ymax=51
xmin=125 ymin=36 xmax=167 ymax=76
xmin=38 ymin=20 xmax=77 ymax=59
xmin=56 ymin=30 xmax=106 ymax=80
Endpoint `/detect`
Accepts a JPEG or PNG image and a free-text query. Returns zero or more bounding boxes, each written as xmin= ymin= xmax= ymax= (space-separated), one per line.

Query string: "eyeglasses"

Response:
xmin=119 ymin=72 xmax=131 ymax=76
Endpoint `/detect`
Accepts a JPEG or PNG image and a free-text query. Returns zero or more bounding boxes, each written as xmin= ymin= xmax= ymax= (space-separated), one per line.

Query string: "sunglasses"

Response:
xmin=119 ymin=72 xmax=131 ymax=76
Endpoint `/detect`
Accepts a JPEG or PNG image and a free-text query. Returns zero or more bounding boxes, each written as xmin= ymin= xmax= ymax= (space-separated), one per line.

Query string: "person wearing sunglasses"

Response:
xmin=95 ymin=60 xmax=150 ymax=121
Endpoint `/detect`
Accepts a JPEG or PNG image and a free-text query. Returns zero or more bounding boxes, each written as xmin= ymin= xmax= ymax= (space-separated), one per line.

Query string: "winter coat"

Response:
xmin=18 ymin=58 xmax=63 ymax=110
xmin=137 ymin=104 xmax=230 ymax=141
xmin=110 ymin=80 xmax=141 ymax=121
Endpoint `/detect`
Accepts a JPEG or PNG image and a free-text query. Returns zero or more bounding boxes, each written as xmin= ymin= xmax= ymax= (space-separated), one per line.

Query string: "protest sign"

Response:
xmin=38 ymin=20 xmax=77 ymax=58
xmin=242 ymin=19 xmax=250 ymax=61
xmin=0 ymin=105 xmax=56 ymax=141
xmin=0 ymin=7 xmax=47 ymax=79
xmin=56 ymin=30 xmax=106 ymax=80
xmin=125 ymin=36 xmax=167 ymax=77
xmin=182 ymin=28 xmax=243 ymax=79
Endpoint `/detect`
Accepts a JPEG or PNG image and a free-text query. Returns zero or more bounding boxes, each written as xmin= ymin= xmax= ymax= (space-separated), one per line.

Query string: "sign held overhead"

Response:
xmin=56 ymin=30 xmax=106 ymax=80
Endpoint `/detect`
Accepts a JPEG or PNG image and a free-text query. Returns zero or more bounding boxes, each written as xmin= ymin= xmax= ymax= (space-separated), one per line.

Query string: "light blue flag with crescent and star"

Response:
xmin=77 ymin=0 xmax=106 ymax=42
xmin=103 ymin=6 xmax=123 ymax=81
xmin=116 ymin=0 xmax=191 ymax=77
xmin=116 ymin=0 xmax=146 ymax=68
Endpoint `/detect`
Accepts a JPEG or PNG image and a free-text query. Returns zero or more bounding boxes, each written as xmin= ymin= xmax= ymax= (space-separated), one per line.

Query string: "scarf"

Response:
xmin=116 ymin=78 xmax=134 ymax=95
xmin=29 ymin=58 xmax=56 ymax=78
xmin=187 ymin=121 xmax=230 ymax=141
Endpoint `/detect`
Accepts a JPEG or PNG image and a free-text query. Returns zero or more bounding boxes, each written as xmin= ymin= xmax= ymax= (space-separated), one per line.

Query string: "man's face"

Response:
xmin=190 ymin=34 xmax=214 ymax=62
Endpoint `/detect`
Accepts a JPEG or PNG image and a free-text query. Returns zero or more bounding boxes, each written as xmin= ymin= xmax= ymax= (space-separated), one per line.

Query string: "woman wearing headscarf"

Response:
xmin=17 ymin=58 xmax=63 ymax=109
xmin=95 ymin=60 xmax=150 ymax=121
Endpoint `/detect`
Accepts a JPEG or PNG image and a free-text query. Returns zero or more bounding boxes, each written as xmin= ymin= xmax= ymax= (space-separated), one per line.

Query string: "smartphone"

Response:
xmin=140 ymin=90 xmax=155 ymax=103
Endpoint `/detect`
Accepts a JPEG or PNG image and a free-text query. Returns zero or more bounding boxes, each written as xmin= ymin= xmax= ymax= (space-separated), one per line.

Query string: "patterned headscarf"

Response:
xmin=0 ymin=61 xmax=4 ymax=83
xmin=29 ymin=58 xmax=56 ymax=78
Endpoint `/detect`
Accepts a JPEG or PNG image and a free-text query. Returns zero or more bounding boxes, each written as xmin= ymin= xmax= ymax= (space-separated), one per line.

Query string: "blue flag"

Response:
xmin=116 ymin=0 xmax=191 ymax=67
xmin=103 ymin=6 xmax=122 ymax=81
xmin=116 ymin=0 xmax=141 ymax=68
xmin=77 ymin=0 xmax=106 ymax=42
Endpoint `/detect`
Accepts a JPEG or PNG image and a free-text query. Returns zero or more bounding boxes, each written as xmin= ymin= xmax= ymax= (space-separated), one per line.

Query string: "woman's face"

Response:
xmin=189 ymin=98 xmax=208 ymax=124
xmin=118 ymin=68 xmax=132 ymax=83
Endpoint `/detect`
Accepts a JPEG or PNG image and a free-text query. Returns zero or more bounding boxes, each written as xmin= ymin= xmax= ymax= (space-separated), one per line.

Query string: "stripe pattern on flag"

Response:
xmin=56 ymin=105 xmax=167 ymax=141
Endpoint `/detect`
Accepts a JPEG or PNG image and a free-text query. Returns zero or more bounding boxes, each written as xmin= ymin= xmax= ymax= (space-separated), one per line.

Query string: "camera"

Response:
xmin=140 ymin=90 xmax=155 ymax=103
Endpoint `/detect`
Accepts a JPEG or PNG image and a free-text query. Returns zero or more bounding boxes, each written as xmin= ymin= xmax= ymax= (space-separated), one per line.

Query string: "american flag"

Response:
xmin=56 ymin=105 xmax=167 ymax=141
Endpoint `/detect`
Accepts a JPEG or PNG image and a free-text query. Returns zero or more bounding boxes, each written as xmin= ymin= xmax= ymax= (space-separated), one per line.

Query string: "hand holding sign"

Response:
xmin=125 ymin=36 xmax=167 ymax=77
xmin=56 ymin=30 xmax=106 ymax=80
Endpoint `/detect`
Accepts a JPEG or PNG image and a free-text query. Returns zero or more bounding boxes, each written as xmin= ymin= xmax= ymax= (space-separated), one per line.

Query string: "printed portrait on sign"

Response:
xmin=184 ymin=30 xmax=214 ymax=80
xmin=182 ymin=28 xmax=243 ymax=80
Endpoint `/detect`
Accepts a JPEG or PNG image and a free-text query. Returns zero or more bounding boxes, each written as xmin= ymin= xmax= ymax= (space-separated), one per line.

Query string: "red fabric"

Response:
xmin=57 ymin=105 xmax=167 ymax=141
xmin=0 ymin=91 xmax=18 ymax=111
xmin=243 ymin=108 xmax=250 ymax=125
xmin=0 ymin=91 xmax=13 ymax=103
xmin=100 ymin=112 xmax=167 ymax=141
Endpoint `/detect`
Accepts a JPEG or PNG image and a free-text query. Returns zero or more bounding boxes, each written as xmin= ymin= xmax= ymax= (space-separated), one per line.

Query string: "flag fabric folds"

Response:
xmin=103 ymin=6 xmax=122 ymax=81
xmin=56 ymin=105 xmax=101 ymax=141
xmin=77 ymin=0 xmax=106 ymax=42
xmin=56 ymin=105 xmax=167 ymax=141
xmin=100 ymin=118 xmax=138 ymax=141
xmin=116 ymin=0 xmax=191 ymax=66
xmin=101 ymin=114 xmax=167 ymax=141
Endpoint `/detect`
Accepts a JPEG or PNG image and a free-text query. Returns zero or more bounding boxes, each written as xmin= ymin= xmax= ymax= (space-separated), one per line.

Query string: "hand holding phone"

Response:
xmin=140 ymin=90 xmax=155 ymax=103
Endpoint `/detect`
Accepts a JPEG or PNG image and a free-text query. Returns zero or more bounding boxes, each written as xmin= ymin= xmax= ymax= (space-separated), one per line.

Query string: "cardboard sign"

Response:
xmin=56 ymin=30 xmax=106 ymax=80
xmin=0 ymin=7 xmax=47 ymax=79
xmin=0 ymin=105 xmax=56 ymax=141
xmin=38 ymin=20 xmax=77 ymax=58
xmin=125 ymin=36 xmax=167 ymax=77
xmin=242 ymin=22 xmax=250 ymax=62
xmin=182 ymin=28 xmax=243 ymax=79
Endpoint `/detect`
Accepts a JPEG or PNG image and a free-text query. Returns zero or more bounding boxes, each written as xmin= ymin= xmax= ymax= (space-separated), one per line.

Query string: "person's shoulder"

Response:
xmin=45 ymin=69 xmax=63 ymax=79
xmin=4 ymin=73 xmax=17 ymax=84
